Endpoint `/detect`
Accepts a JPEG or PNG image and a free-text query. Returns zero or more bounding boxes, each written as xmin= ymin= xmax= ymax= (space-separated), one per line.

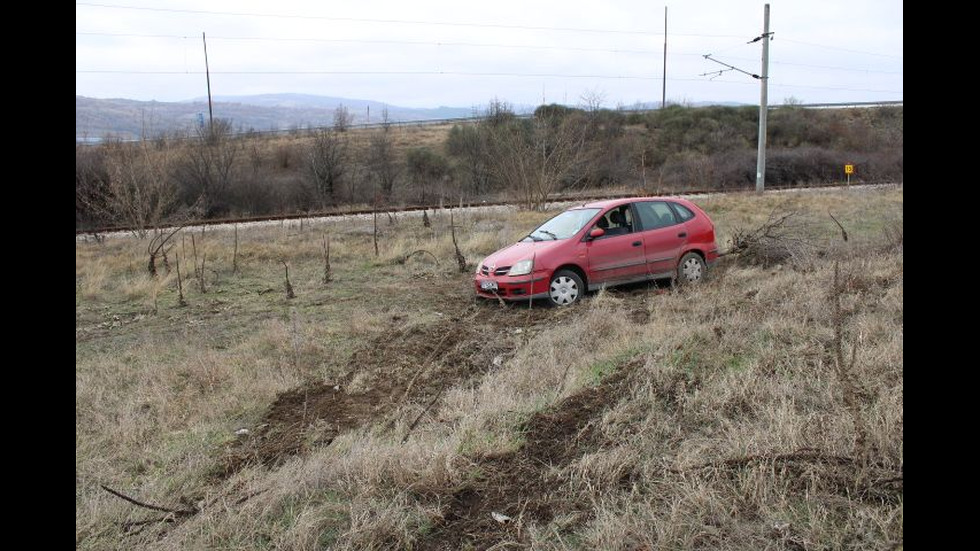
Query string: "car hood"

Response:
xmin=481 ymin=239 xmax=565 ymax=270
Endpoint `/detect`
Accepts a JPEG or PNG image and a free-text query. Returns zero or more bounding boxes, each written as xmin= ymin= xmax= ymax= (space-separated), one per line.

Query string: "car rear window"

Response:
xmin=671 ymin=203 xmax=695 ymax=222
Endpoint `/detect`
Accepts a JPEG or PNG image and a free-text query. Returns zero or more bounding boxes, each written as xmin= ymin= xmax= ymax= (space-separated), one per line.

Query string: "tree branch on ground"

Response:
xmin=100 ymin=485 xmax=197 ymax=516
xmin=727 ymin=210 xmax=814 ymax=266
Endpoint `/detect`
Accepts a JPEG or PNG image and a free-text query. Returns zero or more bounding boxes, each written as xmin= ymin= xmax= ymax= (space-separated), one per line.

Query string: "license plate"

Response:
xmin=480 ymin=280 xmax=498 ymax=291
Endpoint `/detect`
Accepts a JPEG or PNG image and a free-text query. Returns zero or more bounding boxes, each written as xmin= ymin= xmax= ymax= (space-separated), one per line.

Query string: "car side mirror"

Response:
xmin=588 ymin=227 xmax=605 ymax=240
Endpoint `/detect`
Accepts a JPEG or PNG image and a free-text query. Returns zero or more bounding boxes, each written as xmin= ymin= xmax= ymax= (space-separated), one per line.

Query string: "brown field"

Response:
xmin=76 ymin=186 xmax=903 ymax=549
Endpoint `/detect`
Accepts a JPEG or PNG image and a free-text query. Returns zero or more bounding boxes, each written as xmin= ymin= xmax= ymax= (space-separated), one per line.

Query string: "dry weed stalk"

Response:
xmin=175 ymin=255 xmax=186 ymax=307
xmin=450 ymin=210 xmax=467 ymax=273
xmin=373 ymin=209 xmax=379 ymax=257
xmin=831 ymin=261 xmax=870 ymax=465
xmin=233 ymin=224 xmax=239 ymax=274
xmin=321 ymin=234 xmax=332 ymax=284
xmin=281 ymin=260 xmax=296 ymax=299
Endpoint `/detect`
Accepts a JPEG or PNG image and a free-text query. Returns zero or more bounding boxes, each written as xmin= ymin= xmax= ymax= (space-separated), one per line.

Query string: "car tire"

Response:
xmin=548 ymin=270 xmax=584 ymax=306
xmin=676 ymin=252 xmax=706 ymax=285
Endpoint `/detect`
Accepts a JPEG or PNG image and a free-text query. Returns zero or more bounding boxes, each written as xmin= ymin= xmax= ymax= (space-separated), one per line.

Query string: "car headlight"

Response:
xmin=508 ymin=259 xmax=533 ymax=276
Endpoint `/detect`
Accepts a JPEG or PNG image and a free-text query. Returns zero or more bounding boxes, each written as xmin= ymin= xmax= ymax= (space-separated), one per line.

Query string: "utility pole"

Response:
xmin=755 ymin=4 xmax=770 ymax=192
xmin=662 ymin=6 xmax=667 ymax=109
xmin=203 ymin=32 xmax=214 ymax=132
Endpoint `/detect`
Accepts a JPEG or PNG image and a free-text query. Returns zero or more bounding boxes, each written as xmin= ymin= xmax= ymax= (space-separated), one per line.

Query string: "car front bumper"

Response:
xmin=474 ymin=274 xmax=549 ymax=301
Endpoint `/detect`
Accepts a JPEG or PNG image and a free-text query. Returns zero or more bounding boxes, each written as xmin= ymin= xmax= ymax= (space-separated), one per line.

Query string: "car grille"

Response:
xmin=480 ymin=265 xmax=511 ymax=276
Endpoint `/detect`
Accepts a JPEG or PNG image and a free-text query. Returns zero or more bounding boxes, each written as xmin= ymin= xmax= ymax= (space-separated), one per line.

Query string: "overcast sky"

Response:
xmin=76 ymin=1 xmax=903 ymax=109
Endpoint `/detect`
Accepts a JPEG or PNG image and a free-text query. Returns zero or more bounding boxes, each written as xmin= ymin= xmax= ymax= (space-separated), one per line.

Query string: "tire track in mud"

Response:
xmin=416 ymin=355 xmax=645 ymax=551
xmin=221 ymin=305 xmax=566 ymax=476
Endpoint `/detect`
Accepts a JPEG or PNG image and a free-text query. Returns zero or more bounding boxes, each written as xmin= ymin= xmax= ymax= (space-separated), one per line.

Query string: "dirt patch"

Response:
xmin=221 ymin=304 xmax=565 ymax=475
xmin=417 ymin=356 xmax=643 ymax=550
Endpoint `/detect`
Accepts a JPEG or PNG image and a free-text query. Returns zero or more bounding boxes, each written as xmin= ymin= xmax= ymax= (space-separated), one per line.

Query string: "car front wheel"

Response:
xmin=676 ymin=252 xmax=706 ymax=285
xmin=548 ymin=270 xmax=584 ymax=306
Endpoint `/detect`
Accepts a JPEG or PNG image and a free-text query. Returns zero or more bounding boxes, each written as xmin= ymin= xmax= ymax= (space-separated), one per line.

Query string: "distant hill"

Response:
xmin=75 ymin=94 xmax=479 ymax=140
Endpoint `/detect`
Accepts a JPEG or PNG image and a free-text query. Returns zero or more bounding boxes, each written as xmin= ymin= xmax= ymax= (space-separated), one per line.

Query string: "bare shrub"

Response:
xmin=97 ymin=139 xmax=181 ymax=238
xmin=175 ymin=119 xmax=241 ymax=216
xmin=368 ymin=125 xmax=399 ymax=199
xmin=486 ymin=111 xmax=589 ymax=209
xmin=333 ymin=104 xmax=354 ymax=132
xmin=307 ymin=128 xmax=348 ymax=206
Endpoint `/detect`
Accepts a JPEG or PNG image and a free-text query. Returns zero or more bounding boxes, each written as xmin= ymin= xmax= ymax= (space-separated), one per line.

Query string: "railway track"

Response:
xmin=75 ymin=181 xmax=899 ymax=236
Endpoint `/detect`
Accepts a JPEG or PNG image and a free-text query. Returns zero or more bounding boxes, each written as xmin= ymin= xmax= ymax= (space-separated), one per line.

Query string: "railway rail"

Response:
xmin=75 ymin=181 xmax=899 ymax=236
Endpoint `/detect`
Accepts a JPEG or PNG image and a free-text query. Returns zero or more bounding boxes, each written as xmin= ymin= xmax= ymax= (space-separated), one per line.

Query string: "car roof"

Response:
xmin=577 ymin=196 xmax=689 ymax=210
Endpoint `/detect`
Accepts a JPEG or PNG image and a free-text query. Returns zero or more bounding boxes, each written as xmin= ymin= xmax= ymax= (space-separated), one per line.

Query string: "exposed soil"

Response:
xmin=221 ymin=303 xmax=568 ymax=475
xmin=416 ymin=355 xmax=643 ymax=551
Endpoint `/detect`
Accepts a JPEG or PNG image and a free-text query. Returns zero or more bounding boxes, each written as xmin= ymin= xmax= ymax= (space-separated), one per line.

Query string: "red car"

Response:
xmin=474 ymin=197 xmax=719 ymax=306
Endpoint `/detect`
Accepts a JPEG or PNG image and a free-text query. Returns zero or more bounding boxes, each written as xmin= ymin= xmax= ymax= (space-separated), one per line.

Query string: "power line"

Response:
xmin=76 ymin=1 xmax=660 ymax=36
xmin=77 ymin=3 xmax=754 ymax=39
xmin=702 ymin=77 xmax=902 ymax=95
xmin=75 ymin=69 xmax=664 ymax=80
xmin=770 ymin=82 xmax=903 ymax=95
xmin=76 ymin=31 xmax=904 ymax=76
xmin=75 ymin=31 xmax=661 ymax=55
xmin=778 ymin=38 xmax=902 ymax=59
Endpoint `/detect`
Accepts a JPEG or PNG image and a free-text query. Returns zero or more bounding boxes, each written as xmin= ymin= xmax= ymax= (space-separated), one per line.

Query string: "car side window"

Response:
xmin=671 ymin=203 xmax=695 ymax=222
xmin=635 ymin=201 xmax=677 ymax=230
xmin=594 ymin=206 xmax=634 ymax=237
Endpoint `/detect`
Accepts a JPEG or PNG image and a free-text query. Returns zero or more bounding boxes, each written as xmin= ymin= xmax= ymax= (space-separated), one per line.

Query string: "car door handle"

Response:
xmin=632 ymin=241 xmax=642 ymax=247
xmin=677 ymin=232 xmax=687 ymax=238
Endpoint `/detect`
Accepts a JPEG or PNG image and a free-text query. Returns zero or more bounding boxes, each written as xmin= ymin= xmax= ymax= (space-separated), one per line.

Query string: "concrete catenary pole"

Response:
xmin=203 ymin=32 xmax=214 ymax=131
xmin=755 ymin=4 xmax=770 ymax=192
xmin=662 ymin=6 xmax=667 ymax=109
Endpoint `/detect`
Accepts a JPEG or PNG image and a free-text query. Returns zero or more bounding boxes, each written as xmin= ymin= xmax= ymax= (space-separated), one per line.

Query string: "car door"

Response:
xmin=633 ymin=201 xmax=687 ymax=278
xmin=585 ymin=206 xmax=646 ymax=286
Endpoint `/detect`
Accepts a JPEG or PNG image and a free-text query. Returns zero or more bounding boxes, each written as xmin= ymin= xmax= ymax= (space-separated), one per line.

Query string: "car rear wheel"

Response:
xmin=548 ymin=270 xmax=584 ymax=306
xmin=676 ymin=252 xmax=706 ymax=285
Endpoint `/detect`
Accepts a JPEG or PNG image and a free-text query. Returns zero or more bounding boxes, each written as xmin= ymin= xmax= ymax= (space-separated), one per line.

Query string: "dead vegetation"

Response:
xmin=76 ymin=186 xmax=903 ymax=550
xmin=726 ymin=210 xmax=817 ymax=267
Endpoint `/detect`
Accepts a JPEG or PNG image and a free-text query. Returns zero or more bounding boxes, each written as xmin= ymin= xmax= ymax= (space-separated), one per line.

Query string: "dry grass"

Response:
xmin=76 ymin=186 xmax=903 ymax=550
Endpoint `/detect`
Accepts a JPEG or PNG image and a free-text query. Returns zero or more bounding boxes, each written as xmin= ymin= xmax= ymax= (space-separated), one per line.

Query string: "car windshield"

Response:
xmin=522 ymin=208 xmax=601 ymax=241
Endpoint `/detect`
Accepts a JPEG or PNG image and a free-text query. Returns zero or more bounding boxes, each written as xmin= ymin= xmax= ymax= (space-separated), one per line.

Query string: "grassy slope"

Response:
xmin=76 ymin=187 xmax=903 ymax=549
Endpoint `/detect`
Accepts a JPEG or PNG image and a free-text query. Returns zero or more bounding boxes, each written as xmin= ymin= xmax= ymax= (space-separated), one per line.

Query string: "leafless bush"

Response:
xmin=175 ymin=119 xmax=241 ymax=216
xmin=486 ymin=111 xmax=589 ymax=210
xmin=94 ymin=139 xmax=181 ymax=238
xmin=333 ymin=104 xmax=354 ymax=132
xmin=307 ymin=128 xmax=348 ymax=206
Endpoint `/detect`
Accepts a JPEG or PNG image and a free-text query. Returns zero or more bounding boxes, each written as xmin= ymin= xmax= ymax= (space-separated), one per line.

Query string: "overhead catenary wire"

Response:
xmin=76 ymin=69 xmax=665 ymax=80
xmin=77 ymin=1 xmax=678 ymax=36
xmin=76 ymin=2 xmax=902 ymax=105
xmin=777 ymin=37 xmax=902 ymax=59
xmin=77 ymin=31 xmax=903 ymax=77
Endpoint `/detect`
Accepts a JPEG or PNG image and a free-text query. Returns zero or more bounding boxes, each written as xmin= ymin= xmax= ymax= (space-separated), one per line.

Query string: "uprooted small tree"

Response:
xmin=727 ymin=210 xmax=816 ymax=267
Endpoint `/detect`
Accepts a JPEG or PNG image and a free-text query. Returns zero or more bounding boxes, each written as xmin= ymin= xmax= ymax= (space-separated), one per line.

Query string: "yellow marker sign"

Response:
xmin=844 ymin=164 xmax=854 ymax=175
